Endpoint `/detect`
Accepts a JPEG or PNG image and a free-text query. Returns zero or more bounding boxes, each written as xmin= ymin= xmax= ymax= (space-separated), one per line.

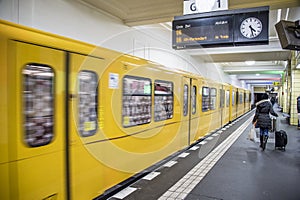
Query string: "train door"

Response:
xmin=229 ymin=86 xmax=235 ymax=122
xmin=68 ymin=53 xmax=107 ymax=199
xmin=189 ymin=78 xmax=200 ymax=144
xmin=7 ymin=41 xmax=66 ymax=199
xmin=222 ymin=84 xmax=230 ymax=126
xmin=182 ymin=77 xmax=191 ymax=145
xmin=220 ymin=86 xmax=225 ymax=127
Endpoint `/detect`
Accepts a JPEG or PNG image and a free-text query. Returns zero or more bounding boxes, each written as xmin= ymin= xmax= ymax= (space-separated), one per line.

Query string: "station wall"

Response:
xmin=0 ymin=0 xmax=242 ymax=87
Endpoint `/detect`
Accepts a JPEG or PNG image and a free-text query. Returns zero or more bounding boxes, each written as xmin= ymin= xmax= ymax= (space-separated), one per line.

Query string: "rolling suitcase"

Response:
xmin=275 ymin=130 xmax=287 ymax=151
xmin=270 ymin=116 xmax=277 ymax=132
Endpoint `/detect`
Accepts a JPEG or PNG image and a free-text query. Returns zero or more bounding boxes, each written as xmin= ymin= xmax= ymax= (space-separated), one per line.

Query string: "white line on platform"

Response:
xmin=112 ymin=187 xmax=137 ymax=199
xmin=178 ymin=152 xmax=190 ymax=158
xmin=163 ymin=161 xmax=178 ymax=168
xmin=143 ymin=172 xmax=161 ymax=180
xmin=190 ymin=146 xmax=199 ymax=150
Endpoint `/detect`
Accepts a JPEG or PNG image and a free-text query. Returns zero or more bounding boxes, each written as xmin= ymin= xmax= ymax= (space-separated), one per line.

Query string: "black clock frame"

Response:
xmin=172 ymin=6 xmax=269 ymax=49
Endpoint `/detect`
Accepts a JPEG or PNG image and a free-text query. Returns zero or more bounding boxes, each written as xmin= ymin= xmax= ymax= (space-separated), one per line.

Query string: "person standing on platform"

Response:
xmin=297 ymin=95 xmax=300 ymax=129
xmin=253 ymin=93 xmax=278 ymax=148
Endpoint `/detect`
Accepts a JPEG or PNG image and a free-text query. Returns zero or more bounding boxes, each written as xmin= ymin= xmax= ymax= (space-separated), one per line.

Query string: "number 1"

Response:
xmin=217 ymin=0 xmax=221 ymax=8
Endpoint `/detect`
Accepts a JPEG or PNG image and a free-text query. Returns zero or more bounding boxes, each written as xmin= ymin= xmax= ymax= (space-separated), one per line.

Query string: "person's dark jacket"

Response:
xmin=297 ymin=96 xmax=300 ymax=113
xmin=253 ymin=99 xmax=278 ymax=129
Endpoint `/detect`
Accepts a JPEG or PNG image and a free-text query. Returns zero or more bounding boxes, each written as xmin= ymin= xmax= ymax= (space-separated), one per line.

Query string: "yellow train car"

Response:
xmin=194 ymin=79 xmax=221 ymax=140
xmin=0 ymin=19 xmax=118 ymax=200
xmin=0 ymin=19 xmax=249 ymax=200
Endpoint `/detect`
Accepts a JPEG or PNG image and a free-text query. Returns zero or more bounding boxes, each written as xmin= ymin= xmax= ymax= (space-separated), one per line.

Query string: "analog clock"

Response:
xmin=240 ymin=17 xmax=263 ymax=38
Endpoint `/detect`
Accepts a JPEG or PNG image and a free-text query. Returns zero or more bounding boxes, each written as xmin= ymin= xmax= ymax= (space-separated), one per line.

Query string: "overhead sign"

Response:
xmin=183 ymin=0 xmax=228 ymax=15
xmin=173 ymin=6 xmax=269 ymax=49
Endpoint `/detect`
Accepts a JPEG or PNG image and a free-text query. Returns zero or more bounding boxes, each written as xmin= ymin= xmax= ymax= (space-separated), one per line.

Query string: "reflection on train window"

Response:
xmin=226 ymin=90 xmax=230 ymax=107
xmin=192 ymin=86 xmax=197 ymax=114
xmin=210 ymin=88 xmax=217 ymax=110
xmin=202 ymin=87 xmax=210 ymax=112
xmin=248 ymin=93 xmax=251 ymax=103
xmin=245 ymin=93 xmax=248 ymax=103
xmin=122 ymin=75 xmax=151 ymax=127
xmin=78 ymin=71 xmax=98 ymax=137
xmin=220 ymin=89 xmax=225 ymax=108
xmin=232 ymin=91 xmax=235 ymax=106
xmin=23 ymin=64 xmax=54 ymax=147
xmin=154 ymin=80 xmax=173 ymax=121
xmin=183 ymin=84 xmax=189 ymax=116
xmin=239 ymin=93 xmax=244 ymax=104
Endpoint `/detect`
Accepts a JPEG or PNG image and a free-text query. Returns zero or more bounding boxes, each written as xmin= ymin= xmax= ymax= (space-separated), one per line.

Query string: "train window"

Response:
xmin=78 ymin=71 xmax=98 ymax=137
xmin=226 ymin=90 xmax=230 ymax=107
xmin=220 ymin=89 xmax=225 ymax=108
xmin=122 ymin=75 xmax=152 ymax=127
xmin=210 ymin=88 xmax=217 ymax=110
xmin=154 ymin=80 xmax=173 ymax=121
xmin=245 ymin=93 xmax=249 ymax=103
xmin=232 ymin=91 xmax=235 ymax=106
xmin=192 ymin=85 xmax=197 ymax=114
xmin=249 ymin=93 xmax=252 ymax=103
xmin=183 ymin=84 xmax=189 ymax=116
xmin=236 ymin=91 xmax=239 ymax=105
xmin=202 ymin=87 xmax=210 ymax=112
xmin=239 ymin=93 xmax=244 ymax=104
xmin=23 ymin=64 xmax=54 ymax=147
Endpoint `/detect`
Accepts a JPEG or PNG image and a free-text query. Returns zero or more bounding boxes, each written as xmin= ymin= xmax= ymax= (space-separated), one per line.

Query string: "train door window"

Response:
xmin=154 ymin=80 xmax=173 ymax=121
xmin=122 ymin=75 xmax=152 ymax=127
xmin=210 ymin=88 xmax=217 ymax=110
xmin=226 ymin=90 xmax=230 ymax=107
xmin=202 ymin=87 xmax=210 ymax=112
xmin=236 ymin=91 xmax=239 ymax=105
xmin=220 ymin=89 xmax=225 ymax=108
xmin=23 ymin=64 xmax=54 ymax=147
xmin=78 ymin=71 xmax=98 ymax=137
xmin=232 ymin=91 xmax=235 ymax=106
xmin=192 ymin=85 xmax=197 ymax=114
xmin=249 ymin=93 xmax=252 ymax=103
xmin=239 ymin=93 xmax=243 ymax=104
xmin=245 ymin=93 xmax=248 ymax=103
xmin=183 ymin=84 xmax=189 ymax=116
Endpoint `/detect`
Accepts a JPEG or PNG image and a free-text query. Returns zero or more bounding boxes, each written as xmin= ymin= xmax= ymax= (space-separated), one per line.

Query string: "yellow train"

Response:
xmin=0 ymin=19 xmax=251 ymax=200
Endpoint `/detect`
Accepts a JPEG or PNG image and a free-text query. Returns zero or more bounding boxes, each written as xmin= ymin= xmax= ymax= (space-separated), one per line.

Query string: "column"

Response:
xmin=290 ymin=51 xmax=300 ymax=126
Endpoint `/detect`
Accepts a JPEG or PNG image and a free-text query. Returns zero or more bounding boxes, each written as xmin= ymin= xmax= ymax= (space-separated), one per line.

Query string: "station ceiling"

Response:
xmin=78 ymin=0 xmax=300 ymax=88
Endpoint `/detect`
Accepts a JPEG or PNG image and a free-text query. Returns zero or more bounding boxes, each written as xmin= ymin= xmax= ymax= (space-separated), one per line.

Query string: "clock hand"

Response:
xmin=249 ymin=25 xmax=256 ymax=36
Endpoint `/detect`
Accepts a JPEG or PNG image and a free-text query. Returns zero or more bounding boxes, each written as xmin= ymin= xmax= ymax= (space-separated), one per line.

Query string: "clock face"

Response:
xmin=240 ymin=17 xmax=263 ymax=38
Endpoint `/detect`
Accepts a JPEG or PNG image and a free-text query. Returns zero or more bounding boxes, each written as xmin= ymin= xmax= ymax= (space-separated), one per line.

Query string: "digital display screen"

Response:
xmin=172 ymin=6 xmax=269 ymax=49
xmin=173 ymin=16 xmax=234 ymax=49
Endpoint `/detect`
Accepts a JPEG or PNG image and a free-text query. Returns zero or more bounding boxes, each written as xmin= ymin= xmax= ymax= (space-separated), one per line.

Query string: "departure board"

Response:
xmin=173 ymin=15 xmax=234 ymax=49
xmin=172 ymin=6 xmax=269 ymax=49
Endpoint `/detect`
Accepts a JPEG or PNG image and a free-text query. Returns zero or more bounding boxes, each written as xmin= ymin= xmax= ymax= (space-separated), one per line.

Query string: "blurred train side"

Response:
xmin=0 ymin=20 xmax=250 ymax=200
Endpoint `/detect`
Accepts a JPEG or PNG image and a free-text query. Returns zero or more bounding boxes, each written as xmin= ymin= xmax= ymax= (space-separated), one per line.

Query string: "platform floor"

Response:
xmin=107 ymin=108 xmax=300 ymax=200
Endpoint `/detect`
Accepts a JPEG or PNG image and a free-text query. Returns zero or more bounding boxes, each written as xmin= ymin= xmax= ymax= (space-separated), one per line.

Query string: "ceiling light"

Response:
xmin=245 ymin=60 xmax=255 ymax=65
xmin=277 ymin=9 xmax=282 ymax=22
xmin=296 ymin=63 xmax=300 ymax=69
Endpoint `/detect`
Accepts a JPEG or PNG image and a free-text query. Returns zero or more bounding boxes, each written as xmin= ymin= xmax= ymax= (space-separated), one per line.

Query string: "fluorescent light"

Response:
xmin=277 ymin=9 xmax=282 ymax=22
xmin=245 ymin=60 xmax=255 ymax=65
